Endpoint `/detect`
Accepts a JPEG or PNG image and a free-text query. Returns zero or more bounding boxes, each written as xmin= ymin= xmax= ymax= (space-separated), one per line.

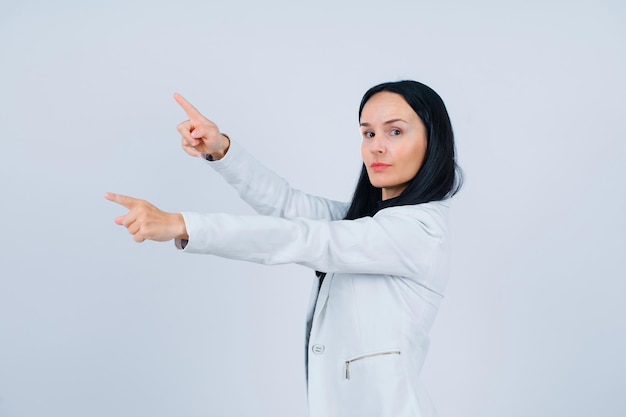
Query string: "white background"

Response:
xmin=1 ymin=0 xmax=624 ymax=416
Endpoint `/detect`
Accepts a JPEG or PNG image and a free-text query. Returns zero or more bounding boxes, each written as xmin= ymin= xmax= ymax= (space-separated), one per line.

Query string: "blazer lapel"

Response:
xmin=312 ymin=273 xmax=333 ymax=322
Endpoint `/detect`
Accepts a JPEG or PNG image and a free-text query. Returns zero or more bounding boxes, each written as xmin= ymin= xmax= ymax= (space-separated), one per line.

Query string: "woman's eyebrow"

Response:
xmin=360 ymin=118 xmax=408 ymax=127
xmin=384 ymin=118 xmax=408 ymax=125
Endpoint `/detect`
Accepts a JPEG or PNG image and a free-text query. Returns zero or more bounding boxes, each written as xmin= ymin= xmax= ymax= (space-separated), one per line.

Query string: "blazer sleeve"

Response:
xmin=177 ymin=202 xmax=450 ymax=293
xmin=206 ymin=140 xmax=349 ymax=220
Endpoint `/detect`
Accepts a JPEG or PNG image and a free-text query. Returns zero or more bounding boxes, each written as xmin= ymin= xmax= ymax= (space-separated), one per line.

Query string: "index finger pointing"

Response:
xmin=174 ymin=92 xmax=203 ymax=120
xmin=104 ymin=192 xmax=139 ymax=209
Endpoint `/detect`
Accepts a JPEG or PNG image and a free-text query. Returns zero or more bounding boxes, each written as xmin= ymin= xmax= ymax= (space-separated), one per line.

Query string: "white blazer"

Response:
xmin=177 ymin=141 xmax=451 ymax=417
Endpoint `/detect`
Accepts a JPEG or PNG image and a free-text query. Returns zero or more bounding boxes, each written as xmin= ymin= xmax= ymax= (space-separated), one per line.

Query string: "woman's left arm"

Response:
xmin=105 ymin=192 xmax=449 ymax=291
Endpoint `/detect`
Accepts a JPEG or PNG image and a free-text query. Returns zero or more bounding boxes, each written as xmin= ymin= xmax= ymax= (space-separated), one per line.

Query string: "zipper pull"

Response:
xmin=345 ymin=361 xmax=351 ymax=380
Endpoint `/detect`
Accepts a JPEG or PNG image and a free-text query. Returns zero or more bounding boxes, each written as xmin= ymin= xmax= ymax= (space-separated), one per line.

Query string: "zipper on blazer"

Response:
xmin=344 ymin=350 xmax=401 ymax=380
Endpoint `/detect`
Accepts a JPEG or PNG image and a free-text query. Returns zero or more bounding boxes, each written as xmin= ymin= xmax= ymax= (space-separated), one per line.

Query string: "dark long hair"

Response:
xmin=316 ymin=80 xmax=463 ymax=280
xmin=344 ymin=80 xmax=463 ymax=220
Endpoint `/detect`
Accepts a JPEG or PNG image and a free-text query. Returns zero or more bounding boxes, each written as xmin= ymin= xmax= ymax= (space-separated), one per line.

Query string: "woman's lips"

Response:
xmin=370 ymin=162 xmax=391 ymax=172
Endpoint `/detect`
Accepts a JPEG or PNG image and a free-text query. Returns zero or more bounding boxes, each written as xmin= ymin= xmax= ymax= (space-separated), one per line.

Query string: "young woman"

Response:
xmin=106 ymin=80 xmax=462 ymax=417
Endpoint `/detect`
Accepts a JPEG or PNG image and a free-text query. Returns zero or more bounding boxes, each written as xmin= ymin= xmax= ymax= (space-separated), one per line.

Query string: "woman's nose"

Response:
xmin=369 ymin=135 xmax=386 ymax=153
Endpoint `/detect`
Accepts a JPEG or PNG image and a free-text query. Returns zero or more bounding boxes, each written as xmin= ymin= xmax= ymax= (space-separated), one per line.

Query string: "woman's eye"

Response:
xmin=363 ymin=131 xmax=375 ymax=138
xmin=390 ymin=129 xmax=401 ymax=136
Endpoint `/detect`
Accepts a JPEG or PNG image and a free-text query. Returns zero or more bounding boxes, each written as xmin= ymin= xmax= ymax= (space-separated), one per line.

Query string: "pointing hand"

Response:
xmin=174 ymin=93 xmax=230 ymax=159
xmin=105 ymin=192 xmax=188 ymax=243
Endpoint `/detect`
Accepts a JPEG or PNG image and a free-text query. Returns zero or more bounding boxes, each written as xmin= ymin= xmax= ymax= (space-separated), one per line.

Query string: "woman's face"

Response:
xmin=360 ymin=92 xmax=428 ymax=200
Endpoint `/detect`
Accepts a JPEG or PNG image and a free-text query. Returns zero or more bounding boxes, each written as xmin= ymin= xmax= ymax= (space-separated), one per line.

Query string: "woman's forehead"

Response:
xmin=360 ymin=92 xmax=418 ymax=124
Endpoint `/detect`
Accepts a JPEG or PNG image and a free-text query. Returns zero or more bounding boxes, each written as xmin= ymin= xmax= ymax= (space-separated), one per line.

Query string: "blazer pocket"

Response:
xmin=344 ymin=349 xmax=401 ymax=380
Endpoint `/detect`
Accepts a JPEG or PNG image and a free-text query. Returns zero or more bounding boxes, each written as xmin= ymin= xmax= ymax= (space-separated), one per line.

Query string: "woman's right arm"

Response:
xmin=174 ymin=93 xmax=348 ymax=220
xmin=205 ymin=141 xmax=348 ymax=220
